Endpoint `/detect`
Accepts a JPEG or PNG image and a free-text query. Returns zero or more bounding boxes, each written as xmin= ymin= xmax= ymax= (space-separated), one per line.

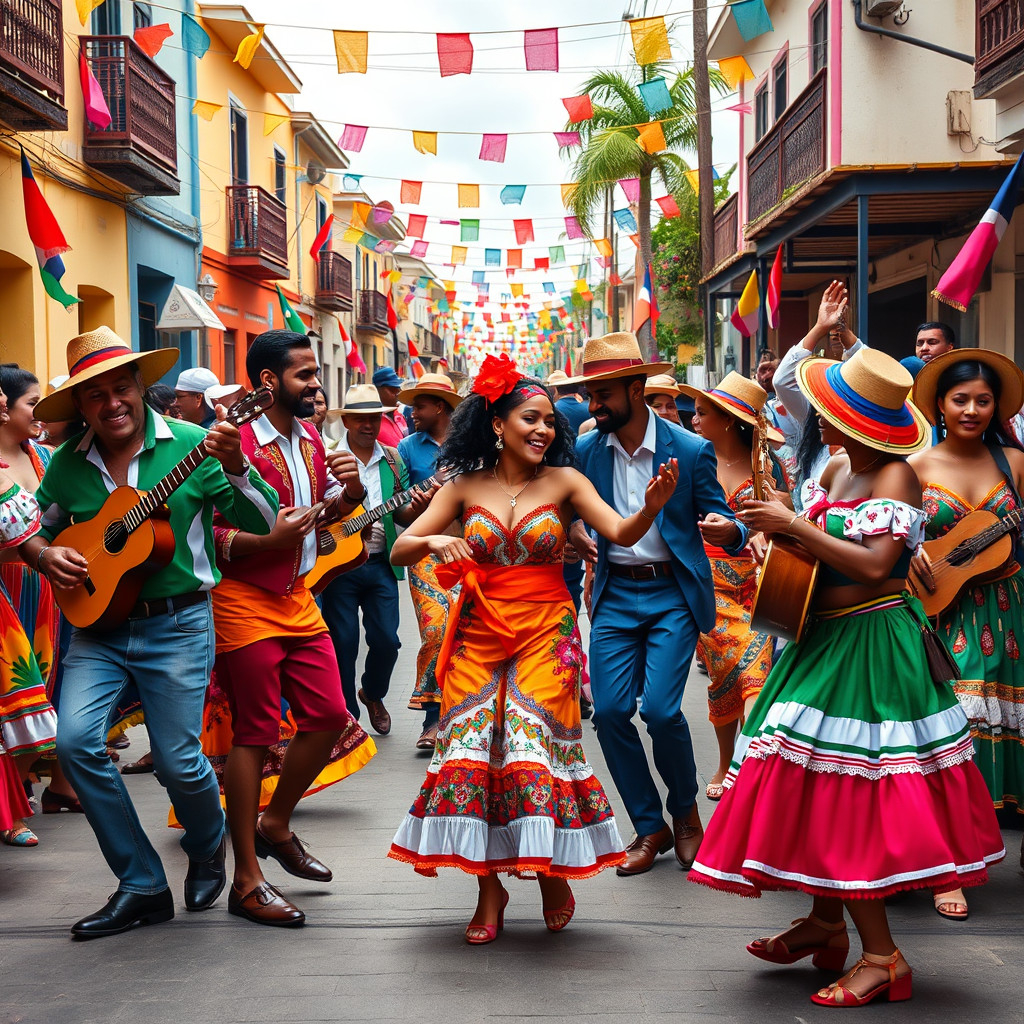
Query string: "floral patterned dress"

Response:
xmin=923 ymin=480 xmax=1024 ymax=812
xmin=389 ymin=504 xmax=625 ymax=878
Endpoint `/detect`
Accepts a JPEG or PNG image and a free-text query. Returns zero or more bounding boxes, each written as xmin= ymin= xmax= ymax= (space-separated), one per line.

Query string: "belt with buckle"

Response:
xmin=127 ymin=591 xmax=209 ymax=621
xmin=607 ymin=561 xmax=673 ymax=581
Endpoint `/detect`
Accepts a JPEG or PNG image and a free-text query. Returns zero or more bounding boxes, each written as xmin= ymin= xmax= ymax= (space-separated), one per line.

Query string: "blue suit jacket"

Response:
xmin=575 ymin=414 xmax=747 ymax=634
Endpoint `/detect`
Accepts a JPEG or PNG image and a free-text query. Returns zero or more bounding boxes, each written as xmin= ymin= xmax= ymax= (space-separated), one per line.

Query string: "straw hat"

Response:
xmin=396 ymin=372 xmax=463 ymax=409
xmin=912 ymin=348 xmax=1024 ymax=426
xmin=334 ymin=383 xmax=396 ymax=416
xmin=36 ymin=326 xmax=179 ymax=421
xmin=545 ymin=369 xmax=570 ymax=387
xmin=645 ymin=373 xmax=683 ymax=398
xmin=678 ymin=371 xmax=784 ymax=444
xmin=797 ymin=348 xmax=929 ymax=454
xmin=565 ymin=331 xmax=671 ymax=384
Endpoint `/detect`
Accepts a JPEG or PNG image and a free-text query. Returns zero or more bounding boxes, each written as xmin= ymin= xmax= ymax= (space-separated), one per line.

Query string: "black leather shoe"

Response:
xmin=184 ymin=836 xmax=226 ymax=911
xmin=71 ymin=888 xmax=174 ymax=940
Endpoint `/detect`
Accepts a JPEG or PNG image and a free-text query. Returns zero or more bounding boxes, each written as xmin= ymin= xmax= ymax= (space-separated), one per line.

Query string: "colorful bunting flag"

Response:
xmin=376 ymin=239 xmax=397 ymax=254
xmin=76 ymin=0 xmax=104 ymax=26
xmin=543 ymin=282 xmax=556 ymax=294
xmin=458 ymin=183 xmax=479 ymax=208
xmin=532 ymin=257 xmax=548 ymax=271
xmin=618 ymin=177 xmax=641 ymax=203
xmin=594 ymin=238 xmax=613 ymax=257
xmin=564 ymin=216 xmax=584 ymax=240
xmin=276 ymin=285 xmax=306 ymax=333
xmin=342 ymin=226 xmax=362 ymax=244
xmin=407 ymin=213 xmax=427 ymax=237
xmin=718 ymin=56 xmax=755 ymax=89
xmin=79 ymin=51 xmax=111 ymax=130
xmin=524 ymin=27 xmax=559 ymax=71
xmin=437 ymin=33 xmax=473 ymax=76
xmin=233 ymin=24 xmax=265 ymax=70
xmin=684 ymin=169 xmax=701 ymax=194
xmin=562 ymin=94 xmax=593 ymax=123
xmin=472 ymin=270 xmax=486 ymax=285
xmin=341 ymin=173 xmax=362 ymax=190
xmin=412 ymin=130 xmax=437 ymax=155
xmin=730 ymin=270 xmax=760 ymax=337
xmin=560 ymin=183 xmax=576 ymax=206
xmin=410 ymin=240 xmax=429 ymax=258
xmin=638 ymin=77 xmax=672 ymax=115
xmin=451 ymin=246 xmax=467 ymax=264
xmin=400 ymin=180 xmax=422 ymax=204
xmin=767 ymin=243 xmax=784 ymax=329
xmin=514 ymin=219 xmax=534 ymax=244
xmin=386 ymin=288 xmax=399 ymax=328
xmin=507 ymin=249 xmax=523 ymax=269
xmin=310 ymin=215 xmax=333 ymax=262
xmin=554 ymin=131 xmax=581 ymax=148
xmin=656 ymin=195 xmax=681 ymax=218
xmin=549 ymin=245 xmax=565 ymax=264
xmin=613 ymin=208 xmax=637 ymax=233
xmin=192 ymin=99 xmax=221 ymax=121
xmin=609 ymin=273 xmax=623 ymax=286
xmin=637 ymin=121 xmax=667 ymax=153
xmin=485 ymin=248 xmax=501 ymax=266
xmin=339 ymin=124 xmax=367 ymax=152
xmin=500 ymin=185 xmax=526 ymax=205
xmin=20 ymin=148 xmax=79 ymax=307
xmin=633 ymin=264 xmax=660 ymax=335
xmin=460 ymin=219 xmax=480 ymax=242
xmin=725 ymin=101 xmax=753 ymax=114
xmin=372 ymin=202 xmax=394 ymax=225
xmin=263 ymin=112 xmax=288 ymax=136
xmin=730 ymin=0 xmax=773 ymax=41
xmin=333 ymin=30 xmax=368 ymax=73
xmin=629 ymin=16 xmax=671 ymax=64
xmin=181 ymin=13 xmax=210 ymax=57
xmin=479 ymin=134 xmax=507 ymax=163
xmin=511 ymin=284 xmax=524 ymax=297
xmin=133 ymin=23 xmax=173 ymax=58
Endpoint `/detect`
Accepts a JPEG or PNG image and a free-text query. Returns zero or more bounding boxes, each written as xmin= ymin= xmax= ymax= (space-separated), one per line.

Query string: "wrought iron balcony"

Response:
xmin=81 ymin=36 xmax=178 ymax=195
xmin=357 ymin=290 xmax=389 ymax=333
xmin=746 ymin=69 xmax=827 ymax=225
xmin=976 ymin=0 xmax=1024 ymax=92
xmin=0 ymin=0 xmax=66 ymax=131
xmin=314 ymin=251 xmax=353 ymax=311
xmin=711 ymin=193 xmax=740 ymax=272
xmin=227 ymin=185 xmax=289 ymax=279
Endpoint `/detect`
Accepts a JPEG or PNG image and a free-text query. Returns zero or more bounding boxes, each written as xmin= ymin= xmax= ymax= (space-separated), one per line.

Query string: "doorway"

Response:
xmin=867 ymin=277 xmax=927 ymax=360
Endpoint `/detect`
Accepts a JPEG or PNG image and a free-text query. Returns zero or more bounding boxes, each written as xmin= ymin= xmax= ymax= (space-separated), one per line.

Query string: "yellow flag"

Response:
xmin=234 ymin=25 xmax=265 ymax=70
xmin=718 ymin=56 xmax=755 ymax=90
xmin=451 ymin=246 xmax=467 ymax=265
xmin=76 ymin=0 xmax=105 ymax=24
xmin=388 ymin=269 xmax=402 ymax=284
xmin=594 ymin=238 xmax=613 ymax=257
xmin=352 ymin=202 xmax=371 ymax=229
xmin=191 ymin=100 xmax=222 ymax=121
xmin=444 ymin=280 xmax=455 ymax=291
xmin=630 ymin=16 xmax=671 ymax=64
xmin=560 ymin=183 xmax=576 ymax=206
xmin=412 ymin=131 xmax=437 ymax=156
xmin=342 ymin=226 xmax=363 ymax=243
xmin=511 ymin=284 xmax=524 ymax=297
xmin=637 ymin=120 xmax=667 ymax=154
xmin=575 ymin=279 xmax=588 ymax=292
xmin=333 ymin=30 xmax=368 ymax=74
xmin=685 ymin=169 xmax=700 ymax=194
xmin=263 ymin=112 xmax=289 ymax=136
xmin=457 ymin=184 xmax=479 ymax=208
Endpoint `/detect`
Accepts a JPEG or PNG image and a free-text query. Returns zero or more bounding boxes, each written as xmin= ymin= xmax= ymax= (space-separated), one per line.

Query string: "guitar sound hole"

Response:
xmin=103 ymin=521 xmax=130 ymax=554
xmin=319 ymin=534 xmax=337 ymax=555
xmin=948 ymin=547 xmax=974 ymax=568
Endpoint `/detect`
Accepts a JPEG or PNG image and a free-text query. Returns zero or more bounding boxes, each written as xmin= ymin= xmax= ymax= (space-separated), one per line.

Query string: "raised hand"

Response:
xmin=642 ymin=458 xmax=679 ymax=516
xmin=815 ymin=280 xmax=849 ymax=333
xmin=204 ymin=404 xmax=245 ymax=475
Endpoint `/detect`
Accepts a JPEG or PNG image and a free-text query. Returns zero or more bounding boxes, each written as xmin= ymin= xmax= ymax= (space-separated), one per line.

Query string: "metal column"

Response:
xmin=857 ymin=194 xmax=869 ymax=342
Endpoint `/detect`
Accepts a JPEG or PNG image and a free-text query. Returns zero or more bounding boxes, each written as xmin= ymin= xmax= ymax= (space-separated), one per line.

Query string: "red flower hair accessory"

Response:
xmin=472 ymin=353 xmax=522 ymax=403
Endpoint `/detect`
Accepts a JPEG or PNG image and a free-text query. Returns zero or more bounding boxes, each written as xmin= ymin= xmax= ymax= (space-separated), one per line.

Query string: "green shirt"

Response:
xmin=36 ymin=406 xmax=279 ymax=600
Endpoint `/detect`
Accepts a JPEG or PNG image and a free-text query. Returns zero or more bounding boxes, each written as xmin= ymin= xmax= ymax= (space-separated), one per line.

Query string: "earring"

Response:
xmin=495 ymin=435 xmax=504 ymax=451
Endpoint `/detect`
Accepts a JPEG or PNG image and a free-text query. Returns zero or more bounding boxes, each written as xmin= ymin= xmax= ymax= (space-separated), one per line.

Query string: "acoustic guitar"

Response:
xmin=52 ymin=387 xmax=274 ymax=629
xmin=907 ymin=506 xmax=1023 ymax=618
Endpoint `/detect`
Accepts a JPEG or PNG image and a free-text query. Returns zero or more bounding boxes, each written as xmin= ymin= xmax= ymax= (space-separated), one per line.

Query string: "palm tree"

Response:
xmin=563 ymin=59 xmax=726 ymax=358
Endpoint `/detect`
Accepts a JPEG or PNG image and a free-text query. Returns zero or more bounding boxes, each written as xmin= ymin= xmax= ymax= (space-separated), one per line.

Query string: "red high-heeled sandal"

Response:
xmin=810 ymin=949 xmax=912 ymax=1007
xmin=465 ymin=888 xmax=509 ymax=945
xmin=747 ymin=913 xmax=849 ymax=972
xmin=543 ymin=886 xmax=575 ymax=932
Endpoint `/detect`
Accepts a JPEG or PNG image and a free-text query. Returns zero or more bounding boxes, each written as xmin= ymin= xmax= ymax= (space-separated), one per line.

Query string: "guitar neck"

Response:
xmin=968 ymin=506 xmax=1024 ymax=552
xmin=343 ymin=480 xmax=431 ymax=536
xmin=126 ymin=441 xmax=210 ymax=529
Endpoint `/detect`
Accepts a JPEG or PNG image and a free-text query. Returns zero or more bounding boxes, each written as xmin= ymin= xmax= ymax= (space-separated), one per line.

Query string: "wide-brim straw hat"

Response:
xmin=333 ymin=383 xmax=396 ymax=416
xmin=546 ymin=369 xmax=570 ymax=387
xmin=397 ymin=372 xmax=463 ymax=408
xmin=912 ymin=348 xmax=1024 ymax=426
xmin=645 ymin=373 xmax=683 ymax=398
xmin=36 ymin=326 xmax=178 ymax=422
xmin=797 ymin=348 xmax=929 ymax=454
xmin=564 ymin=331 xmax=671 ymax=384
xmin=678 ymin=371 xmax=785 ymax=444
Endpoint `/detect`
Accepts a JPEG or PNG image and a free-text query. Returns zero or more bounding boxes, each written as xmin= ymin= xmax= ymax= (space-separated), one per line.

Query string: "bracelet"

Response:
xmin=341 ymin=487 xmax=366 ymax=506
xmin=222 ymin=529 xmax=239 ymax=563
xmin=786 ymin=512 xmax=801 ymax=532
xmin=639 ymin=506 xmax=655 ymax=521
xmin=36 ymin=546 xmax=50 ymax=573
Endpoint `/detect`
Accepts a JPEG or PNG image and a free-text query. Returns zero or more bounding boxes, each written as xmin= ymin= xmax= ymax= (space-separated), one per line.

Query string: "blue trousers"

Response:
xmin=321 ymin=554 xmax=401 ymax=717
xmin=56 ymin=598 xmax=224 ymax=895
xmin=589 ymin=576 xmax=699 ymax=836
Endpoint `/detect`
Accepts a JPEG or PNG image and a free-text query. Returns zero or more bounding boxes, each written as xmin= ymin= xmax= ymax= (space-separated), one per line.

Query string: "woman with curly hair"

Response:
xmin=388 ymin=356 xmax=678 ymax=944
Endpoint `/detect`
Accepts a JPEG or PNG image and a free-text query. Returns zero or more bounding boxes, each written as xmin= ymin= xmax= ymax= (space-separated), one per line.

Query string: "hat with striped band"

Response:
xmin=396 ymin=372 xmax=463 ymax=409
xmin=333 ymin=383 xmax=396 ymax=416
xmin=678 ymin=371 xmax=784 ymax=444
xmin=564 ymin=331 xmax=671 ymax=384
xmin=796 ymin=348 xmax=929 ymax=454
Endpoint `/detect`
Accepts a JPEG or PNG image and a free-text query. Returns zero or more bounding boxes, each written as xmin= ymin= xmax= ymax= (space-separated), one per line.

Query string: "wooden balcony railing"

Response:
xmin=357 ymin=290 xmax=389 ymax=333
xmin=422 ymin=330 xmax=443 ymax=356
xmin=81 ymin=36 xmax=178 ymax=195
xmin=227 ymin=185 xmax=288 ymax=279
xmin=711 ymin=193 xmax=739 ymax=271
xmin=0 ymin=0 xmax=66 ymax=131
xmin=746 ymin=69 xmax=827 ymax=224
xmin=314 ymin=252 xmax=353 ymax=311
xmin=976 ymin=0 xmax=1024 ymax=83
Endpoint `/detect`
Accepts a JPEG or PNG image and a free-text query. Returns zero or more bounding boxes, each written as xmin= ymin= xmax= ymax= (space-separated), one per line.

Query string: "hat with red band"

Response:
xmin=564 ymin=331 xmax=671 ymax=384
xmin=35 ymin=326 xmax=179 ymax=422
xmin=396 ymin=371 xmax=464 ymax=409
xmin=796 ymin=348 xmax=929 ymax=454
xmin=677 ymin=371 xmax=785 ymax=444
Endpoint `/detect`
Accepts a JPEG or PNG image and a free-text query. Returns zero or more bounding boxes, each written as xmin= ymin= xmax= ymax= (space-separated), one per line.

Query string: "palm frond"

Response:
xmin=566 ymin=130 xmax=648 ymax=235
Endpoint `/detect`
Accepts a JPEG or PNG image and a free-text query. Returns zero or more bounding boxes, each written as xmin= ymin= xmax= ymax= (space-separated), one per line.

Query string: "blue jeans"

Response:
xmin=589 ymin=576 xmax=699 ymax=836
xmin=321 ymin=554 xmax=401 ymax=716
xmin=56 ymin=598 xmax=224 ymax=895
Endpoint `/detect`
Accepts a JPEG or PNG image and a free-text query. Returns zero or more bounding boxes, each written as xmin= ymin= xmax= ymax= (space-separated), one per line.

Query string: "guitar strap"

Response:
xmin=987 ymin=444 xmax=1024 ymax=562
xmin=380 ymin=445 xmax=404 ymax=491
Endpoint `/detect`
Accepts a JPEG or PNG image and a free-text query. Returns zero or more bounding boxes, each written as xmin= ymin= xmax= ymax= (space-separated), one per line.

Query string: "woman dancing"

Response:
xmin=388 ymin=355 xmax=677 ymax=944
xmin=689 ymin=347 xmax=1004 ymax=1007
xmin=910 ymin=349 xmax=1024 ymax=912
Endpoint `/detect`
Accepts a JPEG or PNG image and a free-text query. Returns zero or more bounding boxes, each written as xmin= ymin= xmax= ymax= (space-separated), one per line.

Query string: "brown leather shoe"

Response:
xmin=615 ymin=825 xmax=673 ymax=876
xmin=254 ymin=817 xmax=333 ymax=881
xmin=358 ymin=688 xmax=391 ymax=736
xmin=415 ymin=723 xmax=438 ymax=751
xmin=228 ymin=882 xmax=305 ymax=927
xmin=673 ymin=807 xmax=704 ymax=870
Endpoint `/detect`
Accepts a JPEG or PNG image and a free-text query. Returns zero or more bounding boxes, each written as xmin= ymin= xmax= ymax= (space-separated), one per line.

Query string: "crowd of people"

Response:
xmin=0 ymin=298 xmax=1020 ymax=1009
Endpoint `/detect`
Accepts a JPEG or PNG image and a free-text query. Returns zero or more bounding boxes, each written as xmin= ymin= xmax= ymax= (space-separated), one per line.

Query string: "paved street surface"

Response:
xmin=3 ymin=588 xmax=1022 ymax=1024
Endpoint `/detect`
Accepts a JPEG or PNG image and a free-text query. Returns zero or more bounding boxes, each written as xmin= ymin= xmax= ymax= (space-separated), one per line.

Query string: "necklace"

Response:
xmin=849 ymin=453 xmax=885 ymax=476
xmin=492 ymin=465 xmax=538 ymax=508
xmin=718 ymin=455 xmax=749 ymax=469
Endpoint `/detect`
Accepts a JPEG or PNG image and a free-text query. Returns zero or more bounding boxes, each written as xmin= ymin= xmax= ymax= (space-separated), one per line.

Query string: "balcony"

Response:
xmin=422 ymin=330 xmax=443 ymax=356
xmin=976 ymin=0 xmax=1024 ymax=94
xmin=356 ymin=290 xmax=389 ymax=334
xmin=314 ymin=251 xmax=353 ymax=311
xmin=0 ymin=0 xmax=66 ymax=131
xmin=711 ymin=193 xmax=740 ymax=272
xmin=81 ymin=36 xmax=177 ymax=195
xmin=227 ymin=185 xmax=288 ymax=279
xmin=746 ymin=69 xmax=827 ymax=225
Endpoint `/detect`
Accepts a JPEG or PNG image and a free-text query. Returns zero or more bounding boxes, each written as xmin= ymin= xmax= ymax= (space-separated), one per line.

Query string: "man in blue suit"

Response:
xmin=570 ymin=332 xmax=746 ymax=876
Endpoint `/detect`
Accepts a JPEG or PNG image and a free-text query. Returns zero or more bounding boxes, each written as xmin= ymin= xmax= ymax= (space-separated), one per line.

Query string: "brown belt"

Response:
xmin=127 ymin=591 xmax=209 ymax=620
xmin=607 ymin=561 xmax=673 ymax=580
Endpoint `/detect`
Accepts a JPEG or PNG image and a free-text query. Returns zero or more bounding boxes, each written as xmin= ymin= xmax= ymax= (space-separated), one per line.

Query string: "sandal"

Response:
xmin=1 ymin=824 xmax=39 ymax=847
xmin=747 ymin=913 xmax=848 ymax=972
xmin=810 ymin=949 xmax=912 ymax=1007
xmin=466 ymin=887 xmax=509 ymax=945
xmin=705 ymin=781 xmax=725 ymax=801
xmin=933 ymin=888 xmax=969 ymax=920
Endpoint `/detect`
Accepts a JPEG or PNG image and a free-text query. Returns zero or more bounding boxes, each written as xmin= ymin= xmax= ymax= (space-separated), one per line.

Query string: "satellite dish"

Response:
xmin=305 ymin=160 xmax=327 ymax=185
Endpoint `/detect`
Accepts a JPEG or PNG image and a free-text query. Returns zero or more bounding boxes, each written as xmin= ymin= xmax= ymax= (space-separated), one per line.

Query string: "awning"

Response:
xmin=156 ymin=285 xmax=225 ymax=332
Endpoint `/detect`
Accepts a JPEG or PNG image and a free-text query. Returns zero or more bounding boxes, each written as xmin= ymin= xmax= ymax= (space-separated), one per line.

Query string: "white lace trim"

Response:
xmin=800 ymin=480 xmax=925 ymax=547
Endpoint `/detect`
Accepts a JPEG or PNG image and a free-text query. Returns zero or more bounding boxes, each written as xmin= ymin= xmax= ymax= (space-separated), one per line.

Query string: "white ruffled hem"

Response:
xmin=800 ymin=480 xmax=925 ymax=547
xmin=0 ymin=486 xmax=41 ymax=549
xmin=1 ymin=708 xmax=57 ymax=755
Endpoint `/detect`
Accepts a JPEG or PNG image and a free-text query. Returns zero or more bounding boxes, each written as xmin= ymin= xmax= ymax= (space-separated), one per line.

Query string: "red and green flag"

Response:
xmin=275 ymin=284 xmax=306 ymax=333
xmin=20 ymin=148 xmax=79 ymax=308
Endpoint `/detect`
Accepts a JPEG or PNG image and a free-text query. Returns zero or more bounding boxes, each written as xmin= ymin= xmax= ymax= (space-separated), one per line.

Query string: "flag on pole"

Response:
xmin=339 ymin=318 xmax=367 ymax=375
xmin=565 ymin=353 xmax=573 ymax=375
xmin=386 ymin=288 xmax=399 ymax=329
xmin=20 ymin=148 xmax=79 ymax=308
xmin=766 ymin=244 xmax=783 ymax=329
xmin=730 ymin=270 xmax=760 ymax=337
xmin=309 ymin=215 xmax=333 ymax=262
xmin=933 ymin=153 xmax=1024 ymax=311
xmin=633 ymin=263 xmax=660 ymax=336
xmin=275 ymin=285 xmax=306 ymax=333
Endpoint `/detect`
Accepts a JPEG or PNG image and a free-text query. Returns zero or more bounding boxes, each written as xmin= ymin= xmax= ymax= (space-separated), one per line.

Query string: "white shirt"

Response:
xmin=339 ymin=436 xmax=387 ymax=554
xmin=252 ymin=414 xmax=340 ymax=575
xmin=606 ymin=407 xmax=673 ymax=565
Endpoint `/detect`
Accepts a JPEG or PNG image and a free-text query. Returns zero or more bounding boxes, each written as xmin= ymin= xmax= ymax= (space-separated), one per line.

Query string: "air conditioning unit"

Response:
xmin=865 ymin=0 xmax=903 ymax=14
